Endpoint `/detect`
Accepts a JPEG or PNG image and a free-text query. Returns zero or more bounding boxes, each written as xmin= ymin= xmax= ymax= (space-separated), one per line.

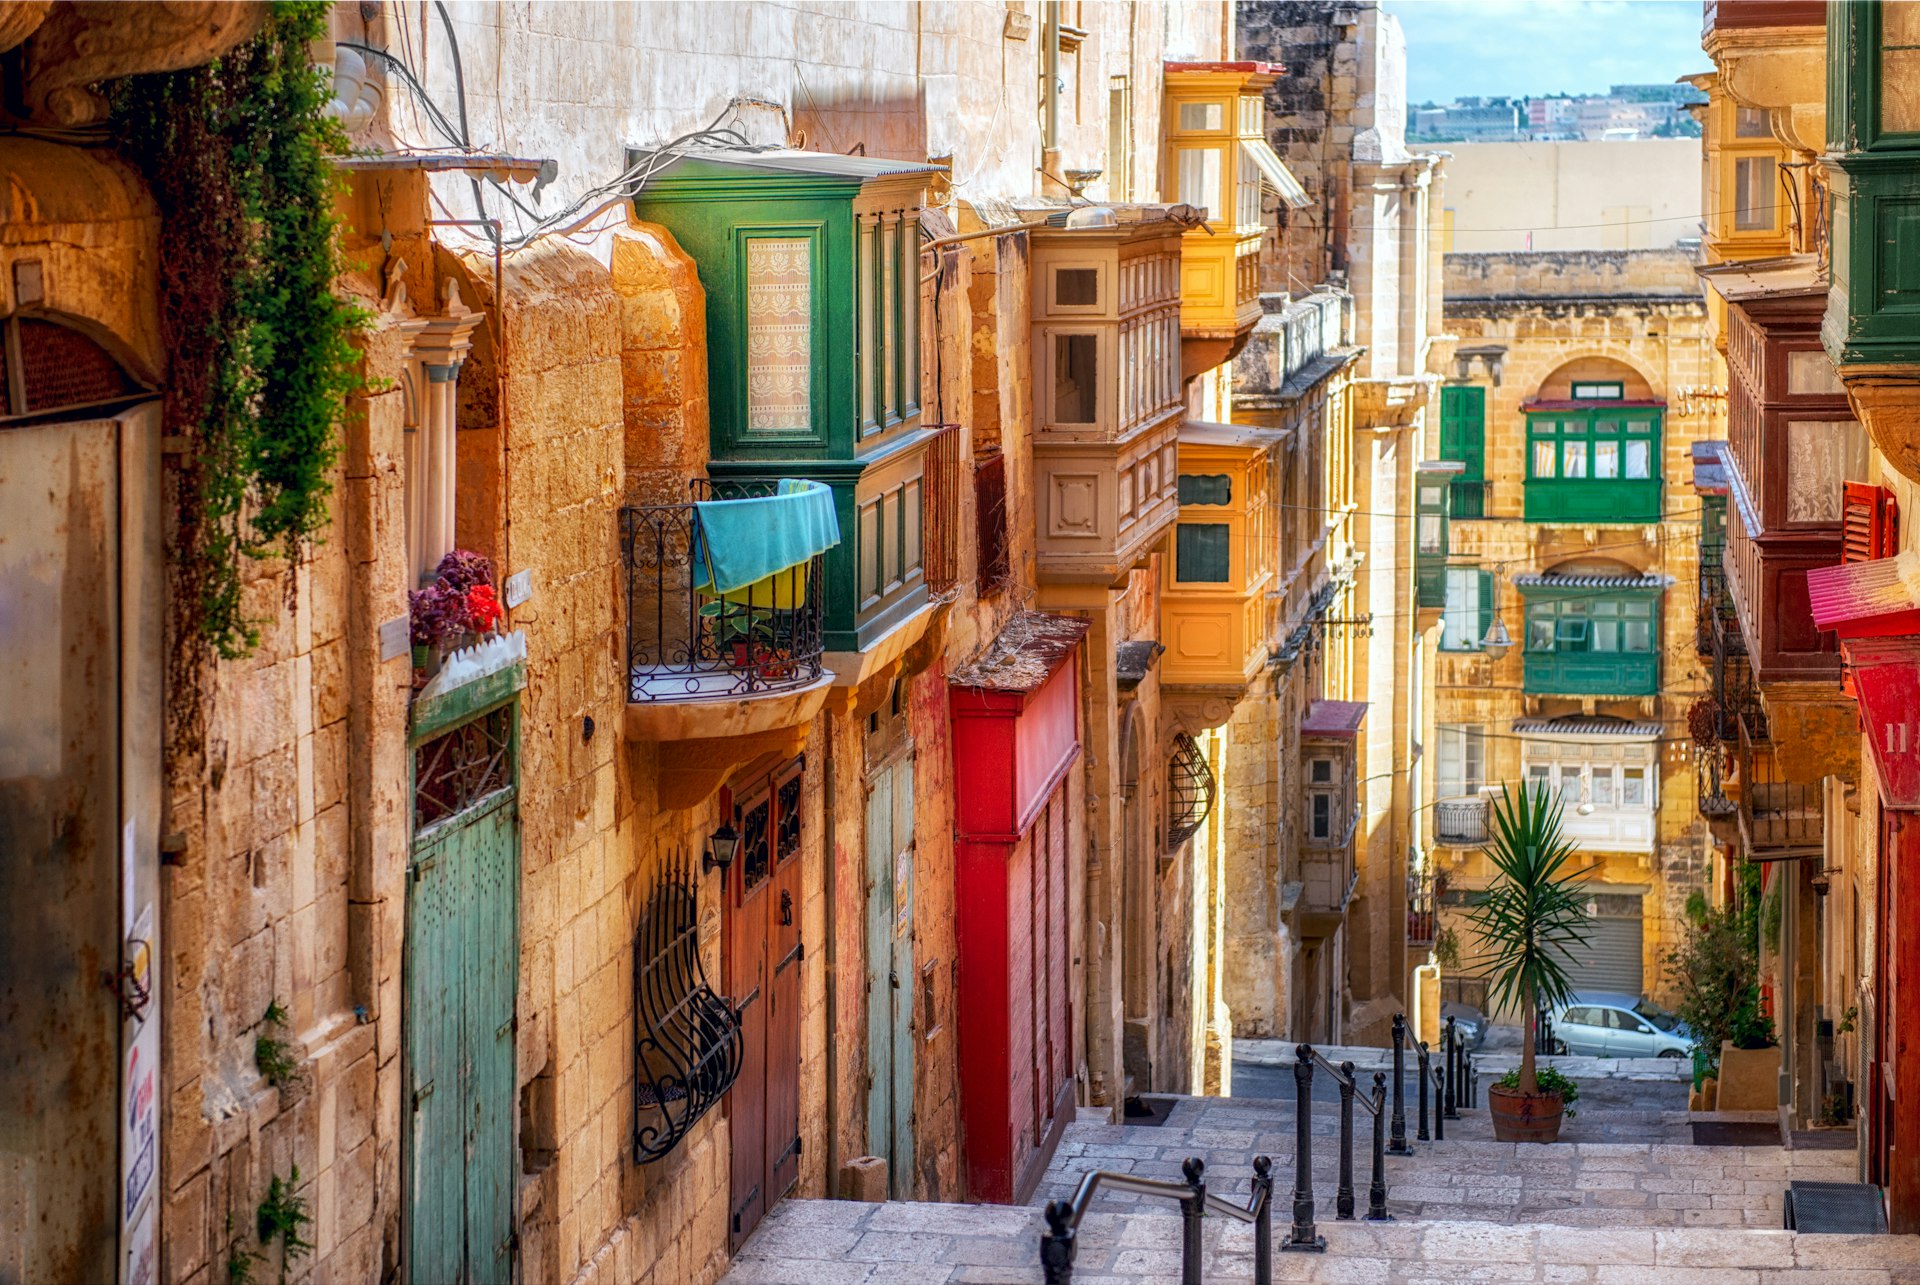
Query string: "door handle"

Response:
xmin=780 ymin=890 xmax=793 ymax=926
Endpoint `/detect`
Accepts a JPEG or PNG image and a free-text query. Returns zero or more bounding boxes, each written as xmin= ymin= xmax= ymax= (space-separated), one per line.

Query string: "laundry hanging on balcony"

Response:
xmin=690 ymin=478 xmax=840 ymax=606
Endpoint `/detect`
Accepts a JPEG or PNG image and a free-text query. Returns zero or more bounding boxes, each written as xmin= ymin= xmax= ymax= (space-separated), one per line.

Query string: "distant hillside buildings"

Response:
xmin=1411 ymin=83 xmax=1706 ymax=142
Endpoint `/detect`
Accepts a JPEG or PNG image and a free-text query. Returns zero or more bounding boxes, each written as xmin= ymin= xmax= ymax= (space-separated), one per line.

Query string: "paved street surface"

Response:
xmin=724 ymin=1049 xmax=1899 ymax=1283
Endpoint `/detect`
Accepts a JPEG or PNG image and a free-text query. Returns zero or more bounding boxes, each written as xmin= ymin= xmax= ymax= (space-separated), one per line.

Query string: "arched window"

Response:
xmin=0 ymin=316 xmax=148 ymax=424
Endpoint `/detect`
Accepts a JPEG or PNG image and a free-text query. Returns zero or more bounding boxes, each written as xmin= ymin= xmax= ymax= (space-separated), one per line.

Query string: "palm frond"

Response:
xmin=1464 ymin=781 xmax=1595 ymax=1019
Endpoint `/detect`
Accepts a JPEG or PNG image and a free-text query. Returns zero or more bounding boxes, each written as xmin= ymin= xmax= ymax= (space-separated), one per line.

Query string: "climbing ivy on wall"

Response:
xmin=110 ymin=1 xmax=368 ymax=660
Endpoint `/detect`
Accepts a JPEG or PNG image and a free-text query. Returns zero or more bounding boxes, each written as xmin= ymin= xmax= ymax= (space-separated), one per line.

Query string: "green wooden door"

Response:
xmin=864 ymin=755 xmax=915 ymax=1196
xmin=407 ymin=709 xmax=518 ymax=1285
xmin=1439 ymin=386 xmax=1486 ymax=517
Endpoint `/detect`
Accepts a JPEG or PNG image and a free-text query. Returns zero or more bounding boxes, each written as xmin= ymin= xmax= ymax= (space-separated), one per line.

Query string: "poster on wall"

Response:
xmin=121 ymin=901 xmax=159 ymax=1285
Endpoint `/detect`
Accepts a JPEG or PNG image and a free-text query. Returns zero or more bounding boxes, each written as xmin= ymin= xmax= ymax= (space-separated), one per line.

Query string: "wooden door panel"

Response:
xmin=465 ymin=802 xmax=517 ymax=1282
xmin=407 ymin=830 xmax=465 ymax=1285
xmin=727 ymin=787 xmax=773 ymax=1250
xmin=889 ymin=756 xmax=916 ymax=1192
xmin=865 ymin=767 xmax=895 ymax=1173
xmin=767 ymin=765 xmax=805 ymax=1205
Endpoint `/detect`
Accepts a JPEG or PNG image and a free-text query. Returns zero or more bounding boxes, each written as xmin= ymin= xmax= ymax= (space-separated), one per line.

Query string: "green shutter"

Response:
xmin=1176 ymin=523 xmax=1232 ymax=582
xmin=1477 ymin=570 xmax=1494 ymax=644
xmin=1440 ymin=386 xmax=1486 ymax=518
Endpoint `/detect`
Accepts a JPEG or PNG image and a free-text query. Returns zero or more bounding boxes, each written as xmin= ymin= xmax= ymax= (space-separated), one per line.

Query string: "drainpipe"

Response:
xmin=1041 ymin=1 xmax=1066 ymax=197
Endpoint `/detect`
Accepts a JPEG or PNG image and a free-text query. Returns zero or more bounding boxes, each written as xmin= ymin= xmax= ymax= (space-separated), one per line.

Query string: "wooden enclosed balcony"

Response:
xmin=1162 ymin=421 xmax=1286 ymax=689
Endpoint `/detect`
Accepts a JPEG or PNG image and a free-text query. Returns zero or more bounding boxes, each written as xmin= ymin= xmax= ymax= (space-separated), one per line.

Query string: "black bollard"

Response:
xmin=1282 ymin=1044 xmax=1326 ymax=1252
xmin=1444 ymin=1017 xmax=1461 ymax=1120
xmin=1253 ymin=1155 xmax=1274 ymax=1285
xmin=1367 ymin=1073 xmax=1392 ymax=1221
xmin=1180 ymin=1157 xmax=1205 ymax=1285
xmin=1462 ymin=1049 xmax=1475 ymax=1108
xmin=1416 ymin=1040 xmax=1431 ymax=1142
xmin=1041 ymin=1200 xmax=1076 ymax=1285
xmin=1336 ymin=1060 xmax=1357 ymax=1220
xmin=1388 ymin=1014 xmax=1411 ymax=1155
xmin=1433 ymin=1061 xmax=1445 ymax=1142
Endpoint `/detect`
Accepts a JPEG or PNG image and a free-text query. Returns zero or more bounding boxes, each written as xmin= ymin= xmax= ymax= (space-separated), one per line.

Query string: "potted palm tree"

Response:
xmin=1467 ymin=781 xmax=1594 ymax=1143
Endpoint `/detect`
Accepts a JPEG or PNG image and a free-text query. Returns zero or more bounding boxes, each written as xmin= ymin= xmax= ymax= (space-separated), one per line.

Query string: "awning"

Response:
xmin=1808 ymin=551 xmax=1920 ymax=640
xmin=1242 ymin=138 xmax=1311 ymax=210
xmin=1180 ymin=419 xmax=1292 ymax=450
xmin=1691 ymin=440 xmax=1731 ymax=496
xmin=1694 ymin=254 xmax=1824 ymax=304
xmin=1839 ymin=636 xmax=1920 ymax=809
xmin=1513 ymin=572 xmax=1672 ymax=591
xmin=1301 ymin=699 xmax=1367 ymax=737
xmin=1512 ymin=716 xmax=1663 ymax=739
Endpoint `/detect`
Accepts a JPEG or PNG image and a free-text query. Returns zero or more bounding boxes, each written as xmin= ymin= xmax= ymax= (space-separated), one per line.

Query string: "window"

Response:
xmin=1787 ymin=348 xmax=1846 ymax=396
xmin=1525 ymin=596 xmax=1656 ymax=654
xmin=1236 ymin=145 xmax=1263 ymax=227
xmin=1526 ymin=409 xmax=1661 ymax=509
xmin=1591 ymin=770 xmax=1614 ymax=806
xmin=1570 ymin=381 xmax=1623 ymax=400
xmin=1561 ymin=439 xmax=1588 ymax=478
xmin=1784 ymin=421 xmax=1869 ymax=524
xmin=1179 ymin=100 xmax=1225 ymax=131
xmin=1175 ymin=523 xmax=1231 ymax=582
xmin=1593 ymin=439 xmax=1619 ymax=479
xmin=1439 ymin=386 xmax=1487 ymax=515
xmin=1107 ymin=76 xmax=1133 ymax=200
xmin=1558 ymin=768 xmax=1583 ymax=805
xmin=1179 ymin=474 xmax=1232 ymax=505
xmin=1735 ymin=106 xmax=1772 ymax=138
xmin=1053 ymin=333 xmax=1098 ymax=423
xmin=1531 ymin=438 xmax=1556 ymax=477
xmin=1310 ymin=793 xmax=1332 ymax=840
xmin=1175 ymin=145 xmax=1224 ymax=217
xmin=744 ymin=237 xmax=813 ymax=432
xmin=1310 ymin=758 xmax=1333 ymax=784
xmin=1622 ymin=765 xmax=1647 ymax=806
xmin=1056 ymin=268 xmax=1099 ymax=307
xmin=1734 ymin=156 xmax=1776 ymax=231
xmin=1440 ymin=568 xmax=1491 ymax=651
xmin=1843 ymin=482 xmax=1900 ymax=562
xmin=1437 ymin=725 xmax=1486 ymax=798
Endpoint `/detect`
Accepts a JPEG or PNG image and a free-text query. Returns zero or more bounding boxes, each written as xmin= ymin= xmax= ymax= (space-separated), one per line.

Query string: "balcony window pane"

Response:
xmin=1562 ymin=440 xmax=1588 ymax=478
xmin=1734 ymin=106 xmax=1772 ymax=138
xmin=1527 ymin=763 xmax=1551 ymax=792
xmin=1557 ymin=618 xmax=1589 ymax=648
xmin=1237 ymin=149 xmax=1262 ymax=227
xmin=859 ymin=224 xmax=877 ymax=432
xmin=1054 ymin=333 xmax=1098 ymax=423
xmin=1176 ymin=146 xmax=1224 ymax=217
xmin=1788 ymin=349 xmax=1846 ymax=395
xmin=1593 ymin=619 xmax=1620 ymax=651
xmin=1785 ymin=420 xmax=1869 ymax=523
xmin=1624 ymin=619 xmax=1652 ymax=651
xmin=1057 ymin=268 xmax=1099 ymax=307
xmin=1418 ymin=512 xmax=1443 ymax=554
xmin=1175 ymin=522 xmax=1232 ymax=582
xmin=881 ymin=222 xmax=899 ymax=418
xmin=1594 ymin=439 xmax=1620 ymax=478
xmin=1559 ymin=770 xmax=1582 ymax=804
xmin=1527 ymin=608 xmax=1555 ymax=650
xmin=1532 ymin=439 xmax=1556 ymax=477
xmin=1734 ymin=156 xmax=1776 ymax=231
xmin=1441 ymin=568 xmax=1483 ymax=651
xmin=1180 ymin=101 xmax=1225 ymax=131
xmin=745 ymin=237 xmax=812 ymax=433
xmin=900 ymin=224 xmax=918 ymax=416
xmin=1884 ymin=49 xmax=1920 ymax=135
xmin=1592 ymin=771 xmax=1615 ymax=806
xmin=1624 ymin=439 xmax=1651 ymax=478
xmin=1622 ymin=766 xmax=1647 ymax=806
xmin=1311 ymin=793 xmax=1331 ymax=839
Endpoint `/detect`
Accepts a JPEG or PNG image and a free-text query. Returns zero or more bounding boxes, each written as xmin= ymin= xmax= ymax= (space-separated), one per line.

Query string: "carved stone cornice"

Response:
xmin=22 ymin=1 xmax=265 ymax=127
xmin=1704 ymin=25 xmax=1827 ymax=154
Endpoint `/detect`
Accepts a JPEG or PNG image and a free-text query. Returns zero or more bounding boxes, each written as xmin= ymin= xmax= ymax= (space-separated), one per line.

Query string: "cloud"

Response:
xmin=1386 ymin=0 xmax=1708 ymax=104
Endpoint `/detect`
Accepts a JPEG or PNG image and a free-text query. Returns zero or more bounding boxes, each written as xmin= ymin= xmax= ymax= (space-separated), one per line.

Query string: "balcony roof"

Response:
xmin=948 ymin=611 xmax=1090 ymax=692
xmin=1513 ymin=715 xmax=1664 ymax=739
xmin=1692 ymin=440 xmax=1732 ymax=496
xmin=632 ymin=145 xmax=945 ymax=183
xmin=1164 ymin=61 xmax=1287 ymax=76
xmin=1695 ymin=254 xmax=1824 ymax=304
xmin=1513 ymin=572 xmax=1674 ymax=591
xmin=1301 ymin=699 xmax=1368 ymax=738
xmin=1808 ymin=550 xmax=1920 ymax=640
xmin=1179 ymin=419 xmax=1292 ymax=452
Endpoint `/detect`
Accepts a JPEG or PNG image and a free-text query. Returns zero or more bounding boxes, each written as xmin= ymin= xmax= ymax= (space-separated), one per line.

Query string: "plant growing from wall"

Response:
xmin=1433 ymin=924 xmax=1461 ymax=971
xmin=1466 ymin=781 xmax=1592 ymax=1141
xmin=109 ymin=2 xmax=368 ymax=665
xmin=256 ymin=1167 xmax=313 ymax=1285
xmin=254 ymin=999 xmax=298 ymax=1088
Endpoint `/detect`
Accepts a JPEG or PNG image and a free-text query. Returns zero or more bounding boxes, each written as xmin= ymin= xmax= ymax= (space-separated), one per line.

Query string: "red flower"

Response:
xmin=466 ymin=583 xmax=504 ymax=632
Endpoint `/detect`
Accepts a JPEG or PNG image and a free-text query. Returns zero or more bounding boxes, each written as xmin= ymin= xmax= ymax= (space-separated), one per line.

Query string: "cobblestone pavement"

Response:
xmin=723 ymin=1200 xmax=1920 ymax=1283
xmin=725 ymin=1052 xmax=1899 ymax=1284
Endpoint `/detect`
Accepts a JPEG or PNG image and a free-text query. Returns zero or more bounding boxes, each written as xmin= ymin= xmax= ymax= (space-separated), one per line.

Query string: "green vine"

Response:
xmin=109 ymin=2 xmax=368 ymax=661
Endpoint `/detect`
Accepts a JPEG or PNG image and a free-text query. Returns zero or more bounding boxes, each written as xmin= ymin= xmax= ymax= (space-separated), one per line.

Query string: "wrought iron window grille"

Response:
xmin=1167 ymin=732 xmax=1216 ymax=849
xmin=414 ymin=705 xmax=514 ymax=832
xmin=632 ymin=856 xmax=742 ymax=1163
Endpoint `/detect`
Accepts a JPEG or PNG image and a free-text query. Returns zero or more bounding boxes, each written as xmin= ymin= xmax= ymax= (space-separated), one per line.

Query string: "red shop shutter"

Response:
xmin=1843 ymin=482 xmax=1900 ymax=563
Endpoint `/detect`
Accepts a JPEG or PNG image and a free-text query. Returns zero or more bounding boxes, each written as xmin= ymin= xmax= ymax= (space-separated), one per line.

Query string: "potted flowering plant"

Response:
xmin=409 ymin=549 xmax=506 ymax=681
xmin=1467 ymin=781 xmax=1593 ymax=1143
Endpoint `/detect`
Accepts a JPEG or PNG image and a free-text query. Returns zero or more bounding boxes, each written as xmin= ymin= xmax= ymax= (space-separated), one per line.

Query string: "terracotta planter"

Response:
xmin=1715 ymin=1041 xmax=1780 ymax=1111
xmin=1487 ymin=1083 xmax=1565 ymax=1143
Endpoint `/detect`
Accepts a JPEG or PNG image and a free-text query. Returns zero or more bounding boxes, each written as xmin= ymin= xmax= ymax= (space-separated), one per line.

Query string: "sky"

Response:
xmin=1386 ymin=1 xmax=1709 ymax=105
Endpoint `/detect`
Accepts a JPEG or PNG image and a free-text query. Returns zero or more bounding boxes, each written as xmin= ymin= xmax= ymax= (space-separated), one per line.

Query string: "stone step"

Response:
xmin=724 ymin=1198 xmax=1920 ymax=1283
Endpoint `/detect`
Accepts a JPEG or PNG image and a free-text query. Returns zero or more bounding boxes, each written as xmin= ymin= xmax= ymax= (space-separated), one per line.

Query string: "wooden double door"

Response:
xmin=865 ymin=752 xmax=916 ymax=1197
xmin=726 ymin=759 xmax=806 ymax=1251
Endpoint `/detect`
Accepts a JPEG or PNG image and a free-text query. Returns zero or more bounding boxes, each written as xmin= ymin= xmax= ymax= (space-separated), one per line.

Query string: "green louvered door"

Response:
xmin=407 ymin=706 xmax=518 ymax=1284
xmin=1439 ymin=386 xmax=1486 ymax=516
xmin=864 ymin=753 xmax=915 ymax=1196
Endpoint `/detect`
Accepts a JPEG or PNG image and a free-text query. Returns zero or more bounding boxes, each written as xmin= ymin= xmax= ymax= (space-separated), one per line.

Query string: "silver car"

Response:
xmin=1549 ymin=992 xmax=1692 ymax=1058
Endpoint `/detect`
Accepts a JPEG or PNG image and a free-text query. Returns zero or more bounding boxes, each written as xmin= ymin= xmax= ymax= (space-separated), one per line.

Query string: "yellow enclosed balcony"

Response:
xmin=1162 ymin=421 xmax=1284 ymax=688
xmin=1163 ymin=62 xmax=1309 ymax=377
xmin=1027 ymin=208 xmax=1188 ymax=585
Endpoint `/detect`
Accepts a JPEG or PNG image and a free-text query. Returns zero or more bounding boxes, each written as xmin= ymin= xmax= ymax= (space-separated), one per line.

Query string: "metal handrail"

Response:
xmin=1040 ymin=1155 xmax=1273 ymax=1285
xmin=1307 ymin=1049 xmax=1381 ymax=1118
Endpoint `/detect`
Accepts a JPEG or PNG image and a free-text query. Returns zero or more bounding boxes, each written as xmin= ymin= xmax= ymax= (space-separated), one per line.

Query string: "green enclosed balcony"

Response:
xmin=632 ymin=148 xmax=945 ymax=659
xmin=1517 ymin=571 xmax=1668 ymax=697
xmin=1522 ymin=399 xmax=1664 ymax=523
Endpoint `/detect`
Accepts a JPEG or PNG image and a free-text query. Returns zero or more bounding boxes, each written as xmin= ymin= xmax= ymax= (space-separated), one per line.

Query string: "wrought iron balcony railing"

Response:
xmin=1434 ymin=796 xmax=1489 ymax=846
xmin=620 ymin=481 xmax=827 ymax=703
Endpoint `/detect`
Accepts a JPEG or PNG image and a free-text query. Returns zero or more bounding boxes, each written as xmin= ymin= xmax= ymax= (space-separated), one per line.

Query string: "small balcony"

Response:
xmin=1407 ymin=860 xmax=1437 ymax=949
xmin=1434 ymin=796 xmax=1489 ymax=846
xmin=620 ymin=480 xmax=837 ymax=760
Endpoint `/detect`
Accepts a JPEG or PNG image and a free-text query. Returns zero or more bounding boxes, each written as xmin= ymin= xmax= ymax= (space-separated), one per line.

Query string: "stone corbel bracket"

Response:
xmin=1706 ymin=27 xmax=1828 ymax=155
xmin=19 ymin=2 xmax=266 ymax=127
xmin=1846 ymin=374 xmax=1920 ymax=490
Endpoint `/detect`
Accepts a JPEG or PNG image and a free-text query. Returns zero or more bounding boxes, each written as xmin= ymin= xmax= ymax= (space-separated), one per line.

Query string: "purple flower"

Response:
xmin=435 ymin=548 xmax=493 ymax=594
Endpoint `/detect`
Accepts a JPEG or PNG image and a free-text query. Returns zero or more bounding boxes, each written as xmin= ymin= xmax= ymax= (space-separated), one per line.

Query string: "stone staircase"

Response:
xmin=723 ymin=1052 xmax=1909 ymax=1283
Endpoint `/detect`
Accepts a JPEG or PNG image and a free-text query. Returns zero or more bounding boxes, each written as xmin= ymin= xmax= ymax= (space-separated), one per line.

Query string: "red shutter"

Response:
xmin=1843 ymin=482 xmax=1900 ymax=563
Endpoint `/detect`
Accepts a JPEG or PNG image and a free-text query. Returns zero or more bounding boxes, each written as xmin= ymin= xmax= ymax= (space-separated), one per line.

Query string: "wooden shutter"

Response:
xmin=1842 ymin=482 xmax=1899 ymax=563
xmin=1476 ymin=570 xmax=1494 ymax=644
xmin=975 ymin=451 xmax=1010 ymax=591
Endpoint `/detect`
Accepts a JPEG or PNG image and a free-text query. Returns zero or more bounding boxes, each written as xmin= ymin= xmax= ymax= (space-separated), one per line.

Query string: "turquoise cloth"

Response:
xmin=692 ymin=478 xmax=841 ymax=595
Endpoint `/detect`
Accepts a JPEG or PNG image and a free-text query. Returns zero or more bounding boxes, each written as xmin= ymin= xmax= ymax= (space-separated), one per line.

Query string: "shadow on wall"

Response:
xmin=790 ymin=80 xmax=929 ymax=166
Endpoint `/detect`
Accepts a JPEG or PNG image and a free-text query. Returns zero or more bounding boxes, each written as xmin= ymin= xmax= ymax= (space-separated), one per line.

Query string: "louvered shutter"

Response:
xmin=1842 ymin=482 xmax=1899 ymax=563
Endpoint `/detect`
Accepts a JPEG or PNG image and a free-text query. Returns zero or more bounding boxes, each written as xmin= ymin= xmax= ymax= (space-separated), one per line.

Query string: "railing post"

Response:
xmin=1368 ymin=1073 xmax=1392 ymax=1221
xmin=1433 ymin=1060 xmax=1445 ymax=1142
xmin=1416 ymin=1040 xmax=1431 ymax=1142
xmin=1282 ymin=1044 xmax=1326 ymax=1252
xmin=1444 ymin=1017 xmax=1461 ymax=1120
xmin=1389 ymin=1014 xmax=1411 ymax=1155
xmin=1467 ymin=1049 xmax=1477 ymax=1107
xmin=1040 ymin=1200 xmax=1075 ymax=1285
xmin=1253 ymin=1155 xmax=1274 ymax=1285
xmin=1180 ymin=1157 xmax=1205 ymax=1285
xmin=1336 ymin=1059 xmax=1357 ymax=1220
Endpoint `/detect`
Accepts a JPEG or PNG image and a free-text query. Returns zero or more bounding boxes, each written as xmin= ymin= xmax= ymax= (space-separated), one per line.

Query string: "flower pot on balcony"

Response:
xmin=1715 ymin=1041 xmax=1780 ymax=1111
xmin=1487 ymin=1083 xmax=1565 ymax=1143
